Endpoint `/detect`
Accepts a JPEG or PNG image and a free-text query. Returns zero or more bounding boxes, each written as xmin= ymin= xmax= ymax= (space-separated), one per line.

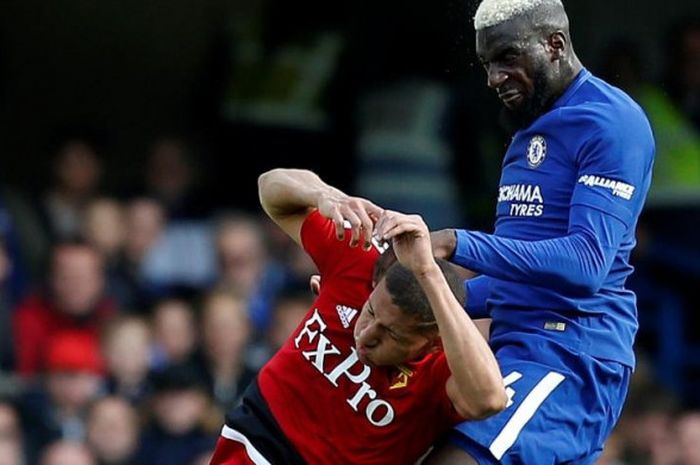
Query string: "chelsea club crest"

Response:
xmin=527 ymin=135 xmax=547 ymax=168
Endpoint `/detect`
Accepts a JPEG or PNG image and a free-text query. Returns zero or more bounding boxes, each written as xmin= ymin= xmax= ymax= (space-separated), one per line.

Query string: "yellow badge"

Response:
xmin=389 ymin=366 xmax=414 ymax=390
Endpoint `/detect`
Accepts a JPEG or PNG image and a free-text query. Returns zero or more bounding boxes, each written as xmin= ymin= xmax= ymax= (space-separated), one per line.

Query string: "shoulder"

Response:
xmin=558 ymin=78 xmax=653 ymax=143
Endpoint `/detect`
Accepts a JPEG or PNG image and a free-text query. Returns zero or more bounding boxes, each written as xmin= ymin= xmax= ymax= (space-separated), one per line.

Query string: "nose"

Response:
xmin=357 ymin=322 xmax=380 ymax=348
xmin=486 ymin=64 xmax=508 ymax=90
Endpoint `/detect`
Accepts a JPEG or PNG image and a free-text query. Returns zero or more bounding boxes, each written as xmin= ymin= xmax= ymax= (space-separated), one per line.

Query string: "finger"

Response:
xmin=375 ymin=211 xmax=398 ymax=238
xmin=309 ymin=275 xmax=321 ymax=296
xmin=329 ymin=208 xmax=346 ymax=241
xmin=383 ymin=223 xmax=414 ymax=241
xmin=342 ymin=210 xmax=363 ymax=247
xmin=365 ymin=202 xmax=385 ymax=223
xmin=354 ymin=205 xmax=376 ymax=251
xmin=378 ymin=212 xmax=412 ymax=240
xmin=382 ymin=218 xmax=423 ymax=240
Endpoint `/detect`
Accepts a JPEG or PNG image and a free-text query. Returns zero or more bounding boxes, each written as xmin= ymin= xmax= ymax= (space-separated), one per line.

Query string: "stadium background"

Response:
xmin=0 ymin=0 xmax=698 ymax=464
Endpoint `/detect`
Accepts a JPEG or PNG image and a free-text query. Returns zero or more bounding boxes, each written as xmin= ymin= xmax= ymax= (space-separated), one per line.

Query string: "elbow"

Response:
xmin=257 ymin=168 xmax=287 ymax=209
xmin=257 ymin=169 xmax=278 ymax=195
xmin=454 ymin=388 xmax=508 ymax=420
xmin=475 ymin=389 xmax=508 ymax=419
xmin=562 ymin=232 xmax=610 ymax=295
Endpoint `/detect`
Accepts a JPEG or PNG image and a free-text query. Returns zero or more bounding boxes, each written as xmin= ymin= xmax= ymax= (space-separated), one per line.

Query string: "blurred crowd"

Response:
xmin=0 ymin=3 xmax=698 ymax=465
xmin=0 ymin=134 xmax=321 ymax=465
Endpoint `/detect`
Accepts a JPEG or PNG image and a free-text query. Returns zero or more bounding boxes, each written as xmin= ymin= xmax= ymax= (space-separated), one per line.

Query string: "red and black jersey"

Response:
xmin=227 ymin=210 xmax=462 ymax=465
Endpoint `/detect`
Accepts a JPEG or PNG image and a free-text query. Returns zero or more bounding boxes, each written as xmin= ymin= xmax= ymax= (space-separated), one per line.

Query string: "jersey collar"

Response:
xmin=552 ymin=68 xmax=592 ymax=109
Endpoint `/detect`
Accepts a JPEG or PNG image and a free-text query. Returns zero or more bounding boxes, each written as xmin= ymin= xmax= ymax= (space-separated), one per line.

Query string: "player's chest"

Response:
xmin=496 ymin=133 xmax=577 ymax=222
xmin=291 ymin=306 xmax=436 ymax=427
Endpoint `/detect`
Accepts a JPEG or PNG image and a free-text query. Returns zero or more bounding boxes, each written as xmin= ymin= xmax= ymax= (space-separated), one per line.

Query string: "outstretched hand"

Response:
xmin=317 ymin=193 xmax=384 ymax=250
xmin=374 ymin=211 xmax=436 ymax=275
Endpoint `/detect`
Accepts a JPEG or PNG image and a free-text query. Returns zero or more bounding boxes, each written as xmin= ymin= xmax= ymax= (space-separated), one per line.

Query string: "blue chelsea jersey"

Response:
xmin=454 ymin=69 xmax=655 ymax=368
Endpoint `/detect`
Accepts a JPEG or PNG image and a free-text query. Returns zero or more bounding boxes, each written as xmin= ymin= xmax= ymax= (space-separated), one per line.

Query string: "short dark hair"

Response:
xmin=372 ymin=247 xmax=397 ymax=284
xmin=383 ymin=258 xmax=465 ymax=325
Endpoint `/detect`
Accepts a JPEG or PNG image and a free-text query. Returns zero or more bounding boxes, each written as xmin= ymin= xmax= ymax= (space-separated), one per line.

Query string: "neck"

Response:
xmin=556 ymin=54 xmax=583 ymax=96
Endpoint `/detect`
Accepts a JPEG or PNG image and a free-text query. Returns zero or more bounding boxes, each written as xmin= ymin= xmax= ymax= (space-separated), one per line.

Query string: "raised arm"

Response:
xmin=376 ymin=212 xmax=507 ymax=420
xmin=258 ymin=168 xmax=383 ymax=246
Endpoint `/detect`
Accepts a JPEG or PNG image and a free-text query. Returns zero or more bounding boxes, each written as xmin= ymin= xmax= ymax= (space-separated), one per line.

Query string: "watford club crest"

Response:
xmin=389 ymin=366 xmax=414 ymax=390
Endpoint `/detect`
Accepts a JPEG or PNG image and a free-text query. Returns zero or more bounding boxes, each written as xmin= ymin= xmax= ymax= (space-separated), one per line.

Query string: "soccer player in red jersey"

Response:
xmin=209 ymin=168 xmax=506 ymax=465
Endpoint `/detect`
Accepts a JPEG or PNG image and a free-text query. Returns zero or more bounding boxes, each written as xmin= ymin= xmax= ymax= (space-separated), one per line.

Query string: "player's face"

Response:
xmin=353 ymin=281 xmax=436 ymax=367
xmin=476 ymin=21 xmax=554 ymax=127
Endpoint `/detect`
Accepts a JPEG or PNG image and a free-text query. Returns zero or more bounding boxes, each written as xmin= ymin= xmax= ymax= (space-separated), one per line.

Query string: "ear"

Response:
xmin=427 ymin=334 xmax=443 ymax=353
xmin=547 ymin=31 xmax=566 ymax=61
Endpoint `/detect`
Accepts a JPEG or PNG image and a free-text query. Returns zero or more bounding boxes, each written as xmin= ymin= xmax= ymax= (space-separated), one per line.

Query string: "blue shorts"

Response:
xmin=450 ymin=339 xmax=631 ymax=465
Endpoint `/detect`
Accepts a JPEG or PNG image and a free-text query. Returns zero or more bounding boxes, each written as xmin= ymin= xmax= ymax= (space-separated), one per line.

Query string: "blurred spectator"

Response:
xmin=214 ymin=212 xmax=287 ymax=333
xmin=38 ymin=137 xmax=103 ymax=241
xmin=190 ymin=450 xmax=214 ymax=465
xmin=617 ymin=410 xmax=679 ymax=465
xmin=197 ymin=290 xmax=255 ymax=410
xmin=150 ymin=298 xmax=198 ymax=369
xmin=136 ymin=365 xmax=216 ymax=465
xmin=102 ymin=316 xmax=153 ymax=405
xmin=86 ymin=397 xmax=140 ymax=465
xmin=665 ymin=18 xmax=700 ymax=132
xmin=40 ymin=441 xmax=96 ymax=465
xmin=0 ymin=399 xmax=25 ymax=465
xmin=615 ymin=377 xmax=681 ymax=465
xmin=123 ymin=195 xmax=217 ymax=299
xmin=124 ymin=199 xmax=165 ymax=269
xmin=267 ymin=291 xmax=313 ymax=353
xmin=245 ymin=289 xmax=313 ymax=369
xmin=21 ymin=333 xmax=105 ymax=463
xmin=12 ymin=241 xmax=116 ymax=377
xmin=143 ymin=137 xmax=212 ymax=220
xmin=81 ymin=199 xmax=126 ymax=262
xmin=596 ymin=431 xmax=626 ymax=465
xmin=118 ymin=197 xmax=168 ymax=310
xmin=140 ymin=220 xmax=217 ymax=295
xmin=81 ymin=198 xmax=140 ymax=311
xmin=261 ymin=217 xmax=319 ymax=291
xmin=677 ymin=412 xmax=700 ymax=465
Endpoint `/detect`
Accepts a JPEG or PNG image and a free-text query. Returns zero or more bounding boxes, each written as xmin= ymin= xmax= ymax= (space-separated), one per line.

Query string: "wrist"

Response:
xmin=414 ymin=261 xmax=443 ymax=282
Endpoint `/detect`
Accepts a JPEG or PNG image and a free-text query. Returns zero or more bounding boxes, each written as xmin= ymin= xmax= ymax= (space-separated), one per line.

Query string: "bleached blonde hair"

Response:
xmin=474 ymin=0 xmax=564 ymax=30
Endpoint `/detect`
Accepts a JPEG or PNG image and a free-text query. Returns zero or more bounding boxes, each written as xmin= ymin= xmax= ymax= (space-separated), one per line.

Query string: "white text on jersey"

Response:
xmin=578 ymin=175 xmax=635 ymax=200
xmin=499 ymin=184 xmax=545 ymax=217
xmin=294 ymin=309 xmax=395 ymax=427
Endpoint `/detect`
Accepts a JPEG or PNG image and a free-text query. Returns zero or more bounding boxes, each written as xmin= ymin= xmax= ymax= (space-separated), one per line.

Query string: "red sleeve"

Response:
xmin=300 ymin=210 xmax=379 ymax=281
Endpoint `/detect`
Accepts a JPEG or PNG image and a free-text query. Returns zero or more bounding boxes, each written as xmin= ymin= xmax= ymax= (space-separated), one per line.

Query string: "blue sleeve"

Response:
xmin=464 ymin=275 xmax=492 ymax=319
xmin=568 ymin=104 xmax=654 ymax=229
xmin=453 ymin=204 xmax=627 ymax=295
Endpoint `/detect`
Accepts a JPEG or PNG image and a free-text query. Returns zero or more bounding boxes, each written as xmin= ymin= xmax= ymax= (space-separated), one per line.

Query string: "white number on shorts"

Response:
xmin=489 ymin=371 xmax=566 ymax=460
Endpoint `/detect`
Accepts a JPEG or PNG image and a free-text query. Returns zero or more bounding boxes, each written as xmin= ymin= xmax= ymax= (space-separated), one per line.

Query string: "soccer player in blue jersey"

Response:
xmin=415 ymin=0 xmax=656 ymax=464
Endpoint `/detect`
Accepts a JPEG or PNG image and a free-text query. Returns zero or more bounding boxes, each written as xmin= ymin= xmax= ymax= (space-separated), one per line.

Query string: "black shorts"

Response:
xmin=225 ymin=378 xmax=306 ymax=465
